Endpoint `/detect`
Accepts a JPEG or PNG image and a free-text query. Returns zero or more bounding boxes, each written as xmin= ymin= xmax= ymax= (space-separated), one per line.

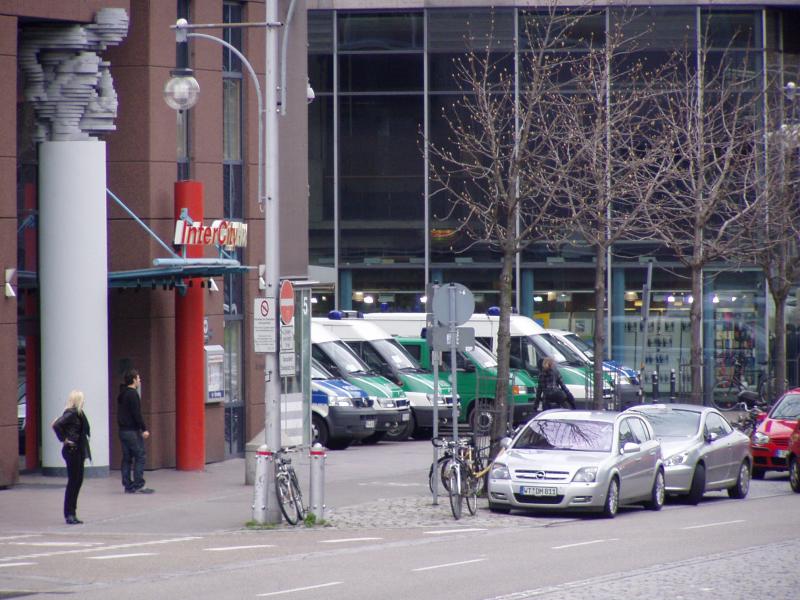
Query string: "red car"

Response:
xmin=789 ymin=418 xmax=800 ymax=493
xmin=751 ymin=388 xmax=800 ymax=479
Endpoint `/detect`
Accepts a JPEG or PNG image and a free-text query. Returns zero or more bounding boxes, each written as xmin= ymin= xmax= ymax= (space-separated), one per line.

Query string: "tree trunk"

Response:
xmin=492 ymin=240 xmax=515 ymax=445
xmin=771 ymin=288 xmax=789 ymax=401
xmin=690 ymin=265 xmax=703 ymax=404
xmin=593 ymin=245 xmax=606 ymax=409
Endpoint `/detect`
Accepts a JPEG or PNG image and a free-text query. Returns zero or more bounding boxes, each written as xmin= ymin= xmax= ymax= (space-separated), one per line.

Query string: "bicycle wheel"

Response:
xmin=448 ymin=464 xmax=462 ymax=520
xmin=276 ymin=472 xmax=303 ymax=525
xmin=711 ymin=381 xmax=739 ymax=410
xmin=464 ymin=474 xmax=478 ymax=516
xmin=428 ymin=457 xmax=452 ymax=494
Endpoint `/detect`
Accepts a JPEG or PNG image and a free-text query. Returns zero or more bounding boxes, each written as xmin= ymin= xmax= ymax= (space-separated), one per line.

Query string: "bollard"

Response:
xmin=651 ymin=370 xmax=659 ymax=400
xmin=252 ymin=445 xmax=270 ymax=524
xmin=670 ymin=369 xmax=676 ymax=402
xmin=309 ymin=443 xmax=326 ymax=522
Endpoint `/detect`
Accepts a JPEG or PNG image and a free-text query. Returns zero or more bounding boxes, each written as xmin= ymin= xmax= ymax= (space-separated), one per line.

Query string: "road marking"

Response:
xmin=0 ymin=562 xmax=37 ymax=568
xmin=552 ymin=538 xmax=618 ymax=550
xmin=424 ymin=528 xmax=487 ymax=535
xmin=357 ymin=482 xmax=422 ymax=487
xmin=0 ymin=536 xmax=201 ymax=562
xmin=413 ymin=558 xmax=486 ymax=572
xmin=204 ymin=544 xmax=276 ymax=552
xmin=681 ymin=520 xmax=746 ymax=530
xmin=10 ymin=541 xmax=105 ymax=547
xmin=0 ymin=535 xmax=39 ymax=541
xmin=319 ymin=537 xmax=382 ymax=544
xmin=257 ymin=582 xmax=343 ymax=597
xmin=87 ymin=553 xmax=157 ymax=560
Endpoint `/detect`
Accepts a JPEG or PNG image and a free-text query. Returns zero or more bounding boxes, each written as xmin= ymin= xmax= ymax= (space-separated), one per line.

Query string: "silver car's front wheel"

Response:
xmin=727 ymin=460 xmax=751 ymax=499
xmin=602 ymin=478 xmax=619 ymax=518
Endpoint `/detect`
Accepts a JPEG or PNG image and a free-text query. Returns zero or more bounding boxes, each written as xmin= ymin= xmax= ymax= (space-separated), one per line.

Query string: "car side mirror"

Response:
xmin=499 ymin=437 xmax=512 ymax=450
xmin=705 ymin=431 xmax=718 ymax=443
xmin=621 ymin=441 xmax=640 ymax=454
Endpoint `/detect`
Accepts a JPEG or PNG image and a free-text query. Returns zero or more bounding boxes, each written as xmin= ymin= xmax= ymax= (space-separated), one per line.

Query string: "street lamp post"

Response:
xmin=163 ymin=11 xmax=289 ymax=524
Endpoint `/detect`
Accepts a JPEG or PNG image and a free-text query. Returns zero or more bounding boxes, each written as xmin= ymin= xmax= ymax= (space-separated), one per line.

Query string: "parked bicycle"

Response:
xmin=712 ymin=354 xmax=785 ymax=412
xmin=274 ymin=446 xmax=305 ymax=525
xmin=431 ymin=437 xmax=491 ymax=520
xmin=730 ymin=401 xmax=767 ymax=437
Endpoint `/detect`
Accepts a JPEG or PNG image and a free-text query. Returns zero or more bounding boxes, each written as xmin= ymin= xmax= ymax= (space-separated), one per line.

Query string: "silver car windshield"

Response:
xmin=771 ymin=393 xmax=800 ymax=420
xmin=640 ymin=410 xmax=700 ymax=438
xmin=514 ymin=419 xmax=613 ymax=452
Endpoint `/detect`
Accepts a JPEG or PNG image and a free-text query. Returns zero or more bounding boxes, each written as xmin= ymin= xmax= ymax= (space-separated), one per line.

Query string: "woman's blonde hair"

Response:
xmin=541 ymin=357 xmax=555 ymax=370
xmin=66 ymin=390 xmax=85 ymax=412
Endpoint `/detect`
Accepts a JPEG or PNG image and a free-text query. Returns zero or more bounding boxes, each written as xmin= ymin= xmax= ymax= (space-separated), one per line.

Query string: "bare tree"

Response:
xmin=428 ymin=4 xmax=595 ymax=440
xmin=643 ymin=31 xmax=764 ymax=403
xmin=747 ymin=72 xmax=800 ymax=399
xmin=541 ymin=11 xmax=675 ymax=407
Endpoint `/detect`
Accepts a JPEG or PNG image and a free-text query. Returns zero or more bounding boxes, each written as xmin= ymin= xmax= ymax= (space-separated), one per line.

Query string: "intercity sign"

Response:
xmin=174 ymin=219 xmax=248 ymax=248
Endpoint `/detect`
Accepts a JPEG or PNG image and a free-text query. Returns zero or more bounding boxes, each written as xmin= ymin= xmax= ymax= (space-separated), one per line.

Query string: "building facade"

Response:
xmin=3 ymin=0 xmax=309 ymax=487
xmin=306 ymin=1 xmax=800 ymax=394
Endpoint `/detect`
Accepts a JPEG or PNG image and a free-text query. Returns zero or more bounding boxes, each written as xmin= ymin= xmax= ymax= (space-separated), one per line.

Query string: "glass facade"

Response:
xmin=222 ymin=1 xmax=245 ymax=457
xmin=307 ymin=5 xmax=800 ymax=390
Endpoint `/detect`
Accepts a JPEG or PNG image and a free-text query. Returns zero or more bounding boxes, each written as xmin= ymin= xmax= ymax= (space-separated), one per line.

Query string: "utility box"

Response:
xmin=204 ymin=344 xmax=225 ymax=404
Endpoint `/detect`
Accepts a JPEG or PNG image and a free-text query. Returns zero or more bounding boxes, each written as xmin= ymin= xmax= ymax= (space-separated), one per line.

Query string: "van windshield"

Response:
xmin=370 ymin=338 xmax=424 ymax=372
xmin=565 ymin=332 xmax=594 ymax=359
xmin=314 ymin=341 xmax=371 ymax=376
xmin=540 ymin=333 xmax=586 ymax=366
xmin=464 ymin=342 xmax=497 ymax=368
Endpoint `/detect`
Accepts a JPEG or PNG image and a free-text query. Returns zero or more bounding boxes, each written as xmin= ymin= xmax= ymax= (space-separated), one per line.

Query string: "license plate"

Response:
xmin=402 ymin=413 xmax=410 ymax=421
xmin=775 ymin=449 xmax=788 ymax=458
xmin=520 ymin=486 xmax=557 ymax=497
xmin=365 ymin=420 xmax=375 ymax=429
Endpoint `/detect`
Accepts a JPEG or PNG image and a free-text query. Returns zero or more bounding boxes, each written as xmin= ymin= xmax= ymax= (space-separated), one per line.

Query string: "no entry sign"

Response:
xmin=279 ymin=280 xmax=295 ymax=325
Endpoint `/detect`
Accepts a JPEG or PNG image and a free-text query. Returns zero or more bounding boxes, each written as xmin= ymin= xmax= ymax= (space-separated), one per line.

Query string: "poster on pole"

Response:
xmin=253 ymin=297 xmax=276 ymax=353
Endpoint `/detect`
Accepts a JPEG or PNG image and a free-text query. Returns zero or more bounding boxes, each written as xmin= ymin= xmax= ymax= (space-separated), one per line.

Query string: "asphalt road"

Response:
xmin=1 ymin=439 xmax=798 ymax=599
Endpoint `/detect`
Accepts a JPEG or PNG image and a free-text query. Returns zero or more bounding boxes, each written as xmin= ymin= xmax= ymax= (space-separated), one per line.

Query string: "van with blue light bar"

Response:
xmin=311 ymin=358 xmax=380 ymax=450
xmin=469 ymin=309 xmax=612 ymax=409
xmin=311 ymin=322 xmax=410 ymax=445
xmin=317 ymin=311 xmax=456 ymax=441
xmin=362 ymin=313 xmax=538 ymax=429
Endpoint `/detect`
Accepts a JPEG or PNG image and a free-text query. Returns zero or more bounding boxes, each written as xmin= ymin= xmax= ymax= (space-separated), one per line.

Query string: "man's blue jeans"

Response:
xmin=119 ymin=430 xmax=146 ymax=492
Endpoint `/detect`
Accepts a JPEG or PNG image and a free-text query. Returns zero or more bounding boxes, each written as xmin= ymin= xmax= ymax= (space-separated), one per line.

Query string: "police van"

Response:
xmin=316 ymin=313 xmax=455 ymax=440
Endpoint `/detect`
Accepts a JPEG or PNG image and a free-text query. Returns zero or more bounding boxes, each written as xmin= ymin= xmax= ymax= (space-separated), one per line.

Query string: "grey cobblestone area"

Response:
xmin=324 ymin=495 xmax=561 ymax=529
xmin=479 ymin=539 xmax=800 ymax=600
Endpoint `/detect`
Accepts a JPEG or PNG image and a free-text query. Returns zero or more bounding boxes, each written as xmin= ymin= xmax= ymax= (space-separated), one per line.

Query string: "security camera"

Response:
xmin=306 ymin=81 xmax=315 ymax=104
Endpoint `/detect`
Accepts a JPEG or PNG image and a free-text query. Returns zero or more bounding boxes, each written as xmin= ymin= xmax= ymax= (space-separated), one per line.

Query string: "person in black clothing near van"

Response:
xmin=52 ymin=390 xmax=92 ymax=524
xmin=536 ymin=357 xmax=576 ymax=410
xmin=117 ymin=369 xmax=154 ymax=494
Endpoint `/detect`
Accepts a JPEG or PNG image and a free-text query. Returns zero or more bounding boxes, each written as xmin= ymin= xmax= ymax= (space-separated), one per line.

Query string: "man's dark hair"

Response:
xmin=124 ymin=368 xmax=139 ymax=386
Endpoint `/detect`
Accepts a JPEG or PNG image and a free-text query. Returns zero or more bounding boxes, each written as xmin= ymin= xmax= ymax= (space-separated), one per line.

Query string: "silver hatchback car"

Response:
xmin=487 ymin=410 xmax=665 ymax=517
xmin=624 ymin=404 xmax=752 ymax=504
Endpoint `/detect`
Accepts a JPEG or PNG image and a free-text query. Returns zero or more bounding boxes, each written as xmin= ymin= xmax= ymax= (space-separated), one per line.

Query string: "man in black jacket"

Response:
xmin=117 ymin=369 xmax=154 ymax=494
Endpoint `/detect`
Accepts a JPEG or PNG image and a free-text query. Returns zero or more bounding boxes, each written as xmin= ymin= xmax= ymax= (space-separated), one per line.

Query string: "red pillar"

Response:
xmin=174 ymin=181 xmax=205 ymax=470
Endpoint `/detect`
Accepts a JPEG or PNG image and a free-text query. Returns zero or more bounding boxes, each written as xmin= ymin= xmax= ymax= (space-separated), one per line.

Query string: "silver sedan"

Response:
xmin=624 ymin=404 xmax=752 ymax=504
xmin=487 ymin=410 xmax=665 ymax=518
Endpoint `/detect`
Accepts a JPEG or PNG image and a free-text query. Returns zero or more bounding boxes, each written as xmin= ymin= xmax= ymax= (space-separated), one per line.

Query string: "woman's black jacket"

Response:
xmin=52 ymin=408 xmax=92 ymax=461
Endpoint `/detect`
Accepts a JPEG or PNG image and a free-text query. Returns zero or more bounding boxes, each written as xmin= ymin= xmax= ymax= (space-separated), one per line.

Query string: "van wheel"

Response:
xmin=469 ymin=401 xmax=493 ymax=434
xmin=312 ymin=414 xmax=329 ymax=448
xmin=384 ymin=415 xmax=412 ymax=441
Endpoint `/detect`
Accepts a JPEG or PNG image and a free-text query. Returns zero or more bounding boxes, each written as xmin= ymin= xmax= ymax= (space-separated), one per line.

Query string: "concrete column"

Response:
xmin=612 ymin=268 xmax=626 ymax=363
xmin=521 ymin=269 xmax=534 ymax=318
xmin=40 ymin=141 xmax=109 ymax=475
xmin=339 ymin=269 xmax=352 ymax=310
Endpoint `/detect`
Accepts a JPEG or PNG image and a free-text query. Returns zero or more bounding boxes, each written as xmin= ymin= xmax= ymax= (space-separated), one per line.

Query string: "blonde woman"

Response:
xmin=536 ymin=357 xmax=576 ymax=410
xmin=52 ymin=390 xmax=92 ymax=524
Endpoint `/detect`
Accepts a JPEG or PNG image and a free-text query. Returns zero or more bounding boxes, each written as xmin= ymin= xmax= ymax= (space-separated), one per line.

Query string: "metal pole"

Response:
xmin=449 ymin=285 xmax=459 ymax=444
xmin=308 ymin=443 xmax=326 ymax=521
xmin=431 ymin=346 xmax=440 ymax=505
xmin=263 ymin=0 xmax=282 ymax=524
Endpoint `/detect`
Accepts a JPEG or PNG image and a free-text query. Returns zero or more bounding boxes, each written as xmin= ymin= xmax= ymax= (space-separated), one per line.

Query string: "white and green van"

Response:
xmin=363 ymin=313 xmax=538 ymax=428
xmin=467 ymin=311 xmax=613 ymax=409
xmin=315 ymin=313 xmax=455 ymax=440
xmin=311 ymin=323 xmax=410 ymax=444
